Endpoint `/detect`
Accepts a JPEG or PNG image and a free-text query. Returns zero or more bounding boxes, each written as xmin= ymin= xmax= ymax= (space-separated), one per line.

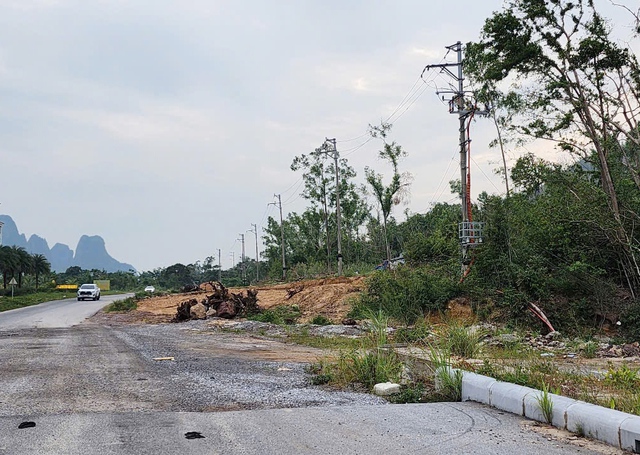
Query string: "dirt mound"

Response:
xmin=122 ymin=276 xmax=365 ymax=324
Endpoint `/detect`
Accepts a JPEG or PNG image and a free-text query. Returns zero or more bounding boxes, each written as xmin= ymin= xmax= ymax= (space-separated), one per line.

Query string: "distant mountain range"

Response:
xmin=0 ymin=215 xmax=135 ymax=273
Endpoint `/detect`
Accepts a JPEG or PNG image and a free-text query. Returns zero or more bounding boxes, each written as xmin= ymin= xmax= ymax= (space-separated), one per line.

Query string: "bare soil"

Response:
xmin=121 ymin=276 xmax=365 ymax=324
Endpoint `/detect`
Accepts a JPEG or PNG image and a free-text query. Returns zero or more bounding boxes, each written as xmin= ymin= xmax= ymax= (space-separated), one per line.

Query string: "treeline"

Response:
xmin=258 ymin=1 xmax=640 ymax=337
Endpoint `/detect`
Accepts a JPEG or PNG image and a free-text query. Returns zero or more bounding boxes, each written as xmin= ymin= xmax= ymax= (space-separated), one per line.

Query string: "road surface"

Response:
xmin=0 ymin=303 xmax=625 ymax=454
xmin=0 ymin=293 xmax=133 ymax=330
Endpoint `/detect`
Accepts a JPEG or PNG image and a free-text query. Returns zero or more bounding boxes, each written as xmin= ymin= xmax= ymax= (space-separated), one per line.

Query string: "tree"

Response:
xmin=10 ymin=246 xmax=32 ymax=288
xmin=291 ymin=144 xmax=369 ymax=272
xmin=32 ymin=254 xmax=51 ymax=290
xmin=365 ymin=123 xmax=411 ymax=261
xmin=465 ymin=0 xmax=640 ymax=290
xmin=0 ymin=246 xmax=18 ymax=289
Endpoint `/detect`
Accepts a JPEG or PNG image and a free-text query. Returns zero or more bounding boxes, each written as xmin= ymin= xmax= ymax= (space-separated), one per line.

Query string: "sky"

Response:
xmin=0 ymin=0 xmax=637 ymax=272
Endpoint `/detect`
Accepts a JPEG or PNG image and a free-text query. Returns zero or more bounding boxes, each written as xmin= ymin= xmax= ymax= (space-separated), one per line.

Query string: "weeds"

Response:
xmin=388 ymin=383 xmax=426 ymax=403
xmin=604 ymin=363 xmax=640 ymax=390
xmin=393 ymin=319 xmax=431 ymax=344
xmin=582 ymin=341 xmax=598 ymax=359
xmin=429 ymin=346 xmax=462 ymax=401
xmin=439 ymin=319 xmax=484 ymax=358
xmin=104 ymin=297 xmax=137 ymax=313
xmin=310 ymin=315 xmax=333 ymax=325
xmin=248 ymin=305 xmax=301 ymax=325
xmin=535 ymin=382 xmax=554 ymax=424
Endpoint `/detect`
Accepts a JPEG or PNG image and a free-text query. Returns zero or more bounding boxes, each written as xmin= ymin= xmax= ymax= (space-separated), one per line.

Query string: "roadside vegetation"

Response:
xmin=104 ymin=297 xmax=138 ymax=313
xmin=4 ymin=0 xmax=640 ymax=418
xmin=0 ymin=291 xmax=70 ymax=312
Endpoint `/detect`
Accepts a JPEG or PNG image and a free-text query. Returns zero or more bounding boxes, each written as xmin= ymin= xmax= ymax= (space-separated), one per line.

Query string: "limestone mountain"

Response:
xmin=0 ymin=214 xmax=135 ymax=273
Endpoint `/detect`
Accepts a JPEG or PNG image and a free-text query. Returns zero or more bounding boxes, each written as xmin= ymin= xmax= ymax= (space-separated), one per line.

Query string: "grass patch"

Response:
xmin=393 ymin=319 xmax=432 ymax=344
xmin=248 ymin=305 xmax=301 ymax=325
xmin=0 ymin=291 xmax=72 ymax=312
xmin=310 ymin=315 xmax=333 ymax=325
xmin=535 ymin=382 xmax=554 ymax=423
xmin=436 ymin=319 xmax=484 ymax=358
xmin=104 ymin=297 xmax=137 ymax=313
xmin=430 ymin=346 xmax=462 ymax=401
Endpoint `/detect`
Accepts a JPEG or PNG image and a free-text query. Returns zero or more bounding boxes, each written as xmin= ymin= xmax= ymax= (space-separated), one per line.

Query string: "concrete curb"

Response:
xmin=440 ymin=368 xmax=640 ymax=452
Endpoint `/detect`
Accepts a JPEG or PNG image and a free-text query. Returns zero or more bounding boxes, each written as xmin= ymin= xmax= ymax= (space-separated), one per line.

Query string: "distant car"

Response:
xmin=144 ymin=285 xmax=155 ymax=293
xmin=77 ymin=283 xmax=101 ymax=301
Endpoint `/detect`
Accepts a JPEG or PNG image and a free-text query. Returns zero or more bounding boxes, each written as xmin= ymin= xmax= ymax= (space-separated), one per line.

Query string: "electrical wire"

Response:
xmin=428 ymin=152 xmax=459 ymax=208
xmin=471 ymin=156 xmax=503 ymax=194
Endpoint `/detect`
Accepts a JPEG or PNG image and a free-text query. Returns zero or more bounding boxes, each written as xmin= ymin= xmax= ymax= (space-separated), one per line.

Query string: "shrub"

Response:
xmin=441 ymin=321 xmax=484 ymax=358
xmin=311 ymin=315 xmax=333 ymax=326
xmin=359 ymin=267 xmax=458 ymax=324
xmin=347 ymin=350 xmax=402 ymax=389
xmin=248 ymin=305 xmax=301 ymax=325
xmin=104 ymin=297 xmax=137 ymax=313
xmin=535 ymin=382 xmax=554 ymax=424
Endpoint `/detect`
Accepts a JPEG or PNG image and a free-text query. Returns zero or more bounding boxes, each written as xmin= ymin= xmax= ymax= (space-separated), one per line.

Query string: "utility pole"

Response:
xmin=270 ymin=194 xmax=287 ymax=280
xmin=249 ymin=223 xmax=259 ymax=283
xmin=238 ymin=233 xmax=246 ymax=283
xmin=322 ymin=138 xmax=343 ymax=276
xmin=425 ymin=41 xmax=487 ymax=275
xmin=217 ymin=248 xmax=221 ymax=282
xmin=230 ymin=251 xmax=235 ymax=268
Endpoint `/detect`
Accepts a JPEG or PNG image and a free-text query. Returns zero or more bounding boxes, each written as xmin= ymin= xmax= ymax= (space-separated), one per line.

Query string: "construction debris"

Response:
xmin=172 ymin=281 xmax=262 ymax=323
xmin=153 ymin=357 xmax=175 ymax=361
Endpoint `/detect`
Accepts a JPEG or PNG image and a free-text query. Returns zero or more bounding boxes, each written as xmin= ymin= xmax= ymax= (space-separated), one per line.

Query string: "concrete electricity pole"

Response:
xmin=324 ymin=138 xmax=343 ymax=276
xmin=249 ymin=223 xmax=259 ymax=283
xmin=238 ymin=233 xmax=246 ymax=283
xmin=270 ymin=194 xmax=287 ymax=280
xmin=217 ymin=248 xmax=221 ymax=282
xmin=425 ymin=41 xmax=487 ymax=274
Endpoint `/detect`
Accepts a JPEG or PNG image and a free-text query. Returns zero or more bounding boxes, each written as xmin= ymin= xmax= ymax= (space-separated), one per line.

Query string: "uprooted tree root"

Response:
xmin=172 ymin=281 xmax=262 ymax=322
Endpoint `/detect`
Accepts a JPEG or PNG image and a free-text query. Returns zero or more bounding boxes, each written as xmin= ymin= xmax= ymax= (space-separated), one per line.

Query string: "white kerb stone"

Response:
xmin=373 ymin=382 xmax=401 ymax=396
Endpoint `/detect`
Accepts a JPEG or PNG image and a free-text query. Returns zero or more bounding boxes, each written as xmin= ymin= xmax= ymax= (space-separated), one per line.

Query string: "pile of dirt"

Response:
xmin=124 ymin=276 xmax=365 ymax=324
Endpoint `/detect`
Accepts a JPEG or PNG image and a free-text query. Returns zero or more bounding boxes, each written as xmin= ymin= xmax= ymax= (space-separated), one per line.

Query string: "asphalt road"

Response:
xmin=0 ymin=403 xmax=616 ymax=455
xmin=0 ymin=293 xmax=133 ymax=330
xmin=0 ymin=303 xmax=625 ymax=454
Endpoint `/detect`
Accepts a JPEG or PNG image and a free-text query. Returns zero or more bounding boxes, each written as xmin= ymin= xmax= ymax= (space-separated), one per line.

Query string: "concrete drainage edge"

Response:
xmin=437 ymin=367 xmax=640 ymax=452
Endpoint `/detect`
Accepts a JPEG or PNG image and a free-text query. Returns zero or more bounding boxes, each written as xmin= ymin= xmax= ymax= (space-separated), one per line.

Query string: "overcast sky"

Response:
xmin=0 ymin=0 xmax=637 ymax=272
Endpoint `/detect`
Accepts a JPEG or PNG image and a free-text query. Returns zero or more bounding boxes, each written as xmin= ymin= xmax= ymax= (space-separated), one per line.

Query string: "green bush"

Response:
xmin=347 ymin=350 xmax=402 ymax=389
xmin=248 ymin=305 xmax=301 ymax=325
xmin=358 ymin=267 xmax=458 ymax=324
xmin=104 ymin=297 xmax=137 ymax=313
xmin=441 ymin=321 xmax=484 ymax=358
xmin=310 ymin=315 xmax=333 ymax=325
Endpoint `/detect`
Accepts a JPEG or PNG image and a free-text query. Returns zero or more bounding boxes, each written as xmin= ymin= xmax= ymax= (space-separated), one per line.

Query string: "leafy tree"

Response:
xmin=31 ymin=254 xmax=51 ymax=290
xmin=159 ymin=263 xmax=195 ymax=290
xmin=466 ymin=0 xmax=640 ymax=290
xmin=0 ymin=246 xmax=18 ymax=289
xmin=365 ymin=123 xmax=411 ymax=261
xmin=291 ymin=143 xmax=369 ymax=273
xmin=10 ymin=246 xmax=32 ymax=288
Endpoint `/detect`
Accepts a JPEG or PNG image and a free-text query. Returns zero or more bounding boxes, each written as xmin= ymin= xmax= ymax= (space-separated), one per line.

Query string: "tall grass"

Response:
xmin=429 ymin=346 xmax=462 ymax=401
xmin=438 ymin=319 xmax=484 ymax=358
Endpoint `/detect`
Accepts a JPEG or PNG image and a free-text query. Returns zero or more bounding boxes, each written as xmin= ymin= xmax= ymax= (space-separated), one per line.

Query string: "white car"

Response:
xmin=77 ymin=284 xmax=101 ymax=301
xmin=144 ymin=285 xmax=155 ymax=293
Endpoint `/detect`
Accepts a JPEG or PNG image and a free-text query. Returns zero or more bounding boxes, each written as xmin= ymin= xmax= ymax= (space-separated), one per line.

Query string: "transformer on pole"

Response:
xmin=424 ymin=41 xmax=487 ymax=275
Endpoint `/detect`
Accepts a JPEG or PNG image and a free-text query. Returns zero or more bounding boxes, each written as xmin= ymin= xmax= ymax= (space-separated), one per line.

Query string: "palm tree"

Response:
xmin=32 ymin=254 xmax=51 ymax=290
xmin=10 ymin=246 xmax=33 ymax=288
xmin=0 ymin=246 xmax=18 ymax=289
